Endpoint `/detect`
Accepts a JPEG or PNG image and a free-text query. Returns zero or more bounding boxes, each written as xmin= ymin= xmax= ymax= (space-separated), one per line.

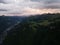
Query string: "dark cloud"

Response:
xmin=0 ymin=9 xmax=7 ymax=11
xmin=30 ymin=0 xmax=60 ymax=9
xmin=0 ymin=0 xmax=7 ymax=4
xmin=30 ymin=0 xmax=41 ymax=2
xmin=44 ymin=5 xmax=60 ymax=9
xmin=44 ymin=0 xmax=59 ymax=4
xmin=43 ymin=0 xmax=60 ymax=9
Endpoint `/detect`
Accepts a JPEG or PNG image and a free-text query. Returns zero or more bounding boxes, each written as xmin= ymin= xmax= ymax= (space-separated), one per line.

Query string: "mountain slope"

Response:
xmin=0 ymin=16 xmax=26 ymax=34
xmin=2 ymin=14 xmax=60 ymax=45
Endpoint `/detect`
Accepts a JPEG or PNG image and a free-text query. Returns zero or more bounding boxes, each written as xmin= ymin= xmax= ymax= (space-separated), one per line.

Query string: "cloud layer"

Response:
xmin=0 ymin=0 xmax=60 ymax=16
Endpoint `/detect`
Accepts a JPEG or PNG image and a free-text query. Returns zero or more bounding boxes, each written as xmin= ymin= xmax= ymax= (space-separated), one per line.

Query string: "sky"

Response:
xmin=0 ymin=0 xmax=60 ymax=16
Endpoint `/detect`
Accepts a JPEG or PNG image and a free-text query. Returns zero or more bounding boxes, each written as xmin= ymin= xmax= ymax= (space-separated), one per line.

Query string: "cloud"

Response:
xmin=44 ymin=5 xmax=60 ymax=9
xmin=43 ymin=0 xmax=60 ymax=9
xmin=30 ymin=0 xmax=37 ymax=1
xmin=30 ymin=0 xmax=60 ymax=9
xmin=0 ymin=0 xmax=5 ymax=3
xmin=0 ymin=9 xmax=7 ymax=11
xmin=44 ymin=0 xmax=58 ymax=4
xmin=0 ymin=0 xmax=60 ymax=16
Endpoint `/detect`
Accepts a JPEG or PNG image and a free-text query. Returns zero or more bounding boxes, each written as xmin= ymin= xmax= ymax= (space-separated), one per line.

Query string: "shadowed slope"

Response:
xmin=2 ymin=14 xmax=60 ymax=45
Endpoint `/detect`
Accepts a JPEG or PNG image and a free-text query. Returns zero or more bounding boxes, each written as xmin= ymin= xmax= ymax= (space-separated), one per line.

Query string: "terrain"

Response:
xmin=0 ymin=13 xmax=60 ymax=45
xmin=0 ymin=16 xmax=26 ymax=34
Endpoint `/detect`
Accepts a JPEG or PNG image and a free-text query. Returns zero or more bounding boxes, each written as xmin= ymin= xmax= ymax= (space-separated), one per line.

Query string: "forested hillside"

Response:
xmin=2 ymin=13 xmax=60 ymax=45
xmin=0 ymin=16 xmax=25 ymax=34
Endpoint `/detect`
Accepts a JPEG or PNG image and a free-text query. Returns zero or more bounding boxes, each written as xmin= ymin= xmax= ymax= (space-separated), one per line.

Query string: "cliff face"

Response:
xmin=2 ymin=14 xmax=60 ymax=45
